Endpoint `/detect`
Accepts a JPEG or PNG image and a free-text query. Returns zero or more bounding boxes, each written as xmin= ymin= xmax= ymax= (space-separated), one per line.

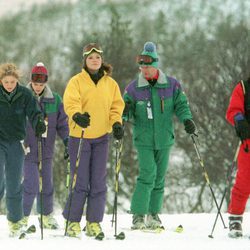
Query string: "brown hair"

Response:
xmin=0 ymin=63 xmax=21 ymax=80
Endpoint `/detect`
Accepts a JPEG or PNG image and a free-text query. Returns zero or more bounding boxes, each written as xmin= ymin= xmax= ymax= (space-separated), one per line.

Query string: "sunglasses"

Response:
xmin=83 ymin=43 xmax=103 ymax=56
xmin=136 ymin=55 xmax=158 ymax=65
xmin=31 ymin=74 xmax=48 ymax=83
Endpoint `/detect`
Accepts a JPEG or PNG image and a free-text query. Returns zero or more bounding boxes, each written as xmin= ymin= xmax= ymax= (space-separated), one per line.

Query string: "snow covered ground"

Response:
xmin=1 ymin=212 xmax=250 ymax=250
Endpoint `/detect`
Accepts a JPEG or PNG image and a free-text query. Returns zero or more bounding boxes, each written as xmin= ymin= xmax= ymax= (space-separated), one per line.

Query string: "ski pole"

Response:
xmin=111 ymin=139 xmax=125 ymax=240
xmin=208 ymin=141 xmax=241 ymax=238
xmin=64 ymin=130 xmax=84 ymax=236
xmin=38 ymin=136 xmax=43 ymax=240
xmin=66 ymin=159 xmax=70 ymax=189
xmin=190 ymin=134 xmax=227 ymax=229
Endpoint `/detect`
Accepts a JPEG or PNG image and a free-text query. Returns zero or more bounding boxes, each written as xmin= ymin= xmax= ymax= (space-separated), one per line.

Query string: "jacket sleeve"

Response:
xmin=226 ymin=83 xmax=245 ymax=126
xmin=25 ymin=90 xmax=43 ymax=129
xmin=173 ymin=82 xmax=192 ymax=123
xmin=63 ymin=78 xmax=82 ymax=120
xmin=55 ymin=94 xmax=69 ymax=140
xmin=123 ymin=87 xmax=135 ymax=122
xmin=109 ymin=82 xmax=125 ymax=126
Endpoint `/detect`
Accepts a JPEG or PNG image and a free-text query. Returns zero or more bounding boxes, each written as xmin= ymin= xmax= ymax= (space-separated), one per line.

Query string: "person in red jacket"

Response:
xmin=226 ymin=77 xmax=250 ymax=238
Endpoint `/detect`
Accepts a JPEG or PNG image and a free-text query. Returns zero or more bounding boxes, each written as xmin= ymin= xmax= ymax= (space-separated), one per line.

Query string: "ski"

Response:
xmin=19 ymin=225 xmax=36 ymax=239
xmin=174 ymin=225 xmax=184 ymax=233
xmin=142 ymin=226 xmax=165 ymax=234
xmin=94 ymin=232 xmax=105 ymax=240
xmin=129 ymin=224 xmax=183 ymax=234
xmin=114 ymin=231 xmax=125 ymax=240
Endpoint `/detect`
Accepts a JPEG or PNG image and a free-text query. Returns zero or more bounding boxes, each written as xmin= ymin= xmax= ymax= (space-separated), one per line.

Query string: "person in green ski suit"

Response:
xmin=123 ymin=42 xmax=196 ymax=230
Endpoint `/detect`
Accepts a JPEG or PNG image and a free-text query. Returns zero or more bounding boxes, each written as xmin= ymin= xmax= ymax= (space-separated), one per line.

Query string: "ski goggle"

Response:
xmin=31 ymin=74 xmax=48 ymax=83
xmin=83 ymin=43 xmax=103 ymax=56
xmin=136 ymin=55 xmax=158 ymax=65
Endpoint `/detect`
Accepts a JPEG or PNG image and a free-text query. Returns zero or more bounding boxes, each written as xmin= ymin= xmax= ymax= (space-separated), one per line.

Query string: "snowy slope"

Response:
xmin=1 ymin=213 xmax=250 ymax=250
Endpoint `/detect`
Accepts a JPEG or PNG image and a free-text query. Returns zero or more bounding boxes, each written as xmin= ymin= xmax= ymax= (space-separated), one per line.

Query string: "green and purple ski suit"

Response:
xmin=123 ymin=70 xmax=192 ymax=214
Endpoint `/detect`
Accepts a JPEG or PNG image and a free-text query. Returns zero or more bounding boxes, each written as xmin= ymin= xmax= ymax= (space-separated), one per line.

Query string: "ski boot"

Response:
xmin=39 ymin=214 xmax=59 ymax=229
xmin=8 ymin=220 xmax=24 ymax=237
xmin=65 ymin=221 xmax=81 ymax=237
xmin=20 ymin=216 xmax=29 ymax=228
xmin=85 ymin=221 xmax=104 ymax=240
xmin=131 ymin=214 xmax=146 ymax=230
xmin=228 ymin=215 xmax=243 ymax=238
xmin=146 ymin=214 xmax=164 ymax=230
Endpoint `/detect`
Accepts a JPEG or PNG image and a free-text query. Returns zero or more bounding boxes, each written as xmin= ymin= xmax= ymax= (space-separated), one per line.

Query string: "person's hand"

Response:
xmin=35 ymin=117 xmax=46 ymax=137
xmin=235 ymin=116 xmax=250 ymax=141
xmin=64 ymin=147 xmax=69 ymax=160
xmin=112 ymin=122 xmax=124 ymax=140
xmin=184 ymin=119 xmax=196 ymax=134
xmin=72 ymin=112 xmax=90 ymax=128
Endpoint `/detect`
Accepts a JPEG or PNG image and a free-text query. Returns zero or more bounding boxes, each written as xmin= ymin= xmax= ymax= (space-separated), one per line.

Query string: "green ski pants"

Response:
xmin=130 ymin=146 xmax=171 ymax=214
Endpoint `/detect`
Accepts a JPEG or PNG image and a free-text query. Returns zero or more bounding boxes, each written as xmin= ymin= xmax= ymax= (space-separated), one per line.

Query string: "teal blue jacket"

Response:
xmin=0 ymin=84 xmax=42 ymax=141
xmin=123 ymin=70 xmax=192 ymax=149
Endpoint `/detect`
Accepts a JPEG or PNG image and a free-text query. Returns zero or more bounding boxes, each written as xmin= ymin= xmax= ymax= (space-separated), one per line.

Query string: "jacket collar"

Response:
xmin=27 ymin=82 xmax=54 ymax=101
xmin=137 ymin=69 xmax=169 ymax=88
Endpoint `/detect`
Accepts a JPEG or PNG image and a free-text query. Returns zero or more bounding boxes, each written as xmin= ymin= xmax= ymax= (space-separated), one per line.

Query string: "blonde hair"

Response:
xmin=0 ymin=63 xmax=21 ymax=80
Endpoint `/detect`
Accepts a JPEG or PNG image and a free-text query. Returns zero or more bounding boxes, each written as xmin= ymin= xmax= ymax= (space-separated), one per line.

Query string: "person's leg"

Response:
xmin=0 ymin=142 xmax=7 ymax=203
xmin=148 ymin=147 xmax=171 ymax=214
xmin=37 ymin=158 xmax=53 ymax=215
xmin=5 ymin=141 xmax=24 ymax=222
xmin=228 ymin=145 xmax=250 ymax=237
xmin=86 ymin=135 xmax=109 ymax=223
xmin=62 ymin=137 xmax=91 ymax=222
xmin=130 ymin=147 xmax=156 ymax=215
xmin=228 ymin=145 xmax=250 ymax=214
xmin=23 ymin=160 xmax=39 ymax=216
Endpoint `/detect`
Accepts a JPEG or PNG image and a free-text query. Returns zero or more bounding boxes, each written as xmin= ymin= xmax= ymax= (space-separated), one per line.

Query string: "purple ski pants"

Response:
xmin=63 ymin=134 xmax=109 ymax=223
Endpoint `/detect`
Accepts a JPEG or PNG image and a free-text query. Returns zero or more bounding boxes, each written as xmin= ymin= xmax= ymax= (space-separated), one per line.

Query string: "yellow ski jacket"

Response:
xmin=63 ymin=69 xmax=124 ymax=139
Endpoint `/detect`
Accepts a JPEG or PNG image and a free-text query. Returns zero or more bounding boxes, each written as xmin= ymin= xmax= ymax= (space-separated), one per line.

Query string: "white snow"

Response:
xmin=1 ymin=213 xmax=250 ymax=250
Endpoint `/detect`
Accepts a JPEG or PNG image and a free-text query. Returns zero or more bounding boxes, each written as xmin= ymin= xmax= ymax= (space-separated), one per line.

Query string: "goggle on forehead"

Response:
xmin=83 ymin=43 xmax=103 ymax=56
xmin=31 ymin=74 xmax=48 ymax=83
xmin=136 ymin=55 xmax=158 ymax=65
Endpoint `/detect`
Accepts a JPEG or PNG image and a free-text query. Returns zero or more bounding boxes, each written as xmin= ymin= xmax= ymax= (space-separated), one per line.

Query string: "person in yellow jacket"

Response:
xmin=62 ymin=43 xmax=125 ymax=239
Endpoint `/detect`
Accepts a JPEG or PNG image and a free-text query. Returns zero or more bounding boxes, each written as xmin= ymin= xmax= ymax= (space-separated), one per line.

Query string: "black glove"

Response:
xmin=235 ymin=118 xmax=250 ymax=141
xmin=184 ymin=119 xmax=196 ymax=134
xmin=63 ymin=137 xmax=69 ymax=160
xmin=35 ymin=117 xmax=46 ymax=137
xmin=72 ymin=112 xmax=90 ymax=128
xmin=112 ymin=122 xmax=124 ymax=140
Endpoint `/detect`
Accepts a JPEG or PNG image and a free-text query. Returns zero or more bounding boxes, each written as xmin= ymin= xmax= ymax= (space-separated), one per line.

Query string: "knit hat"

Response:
xmin=139 ymin=41 xmax=159 ymax=68
xmin=31 ymin=62 xmax=48 ymax=83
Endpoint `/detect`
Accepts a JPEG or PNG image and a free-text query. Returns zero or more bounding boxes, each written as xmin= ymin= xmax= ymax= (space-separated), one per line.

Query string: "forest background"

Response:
xmin=0 ymin=0 xmax=249 ymax=215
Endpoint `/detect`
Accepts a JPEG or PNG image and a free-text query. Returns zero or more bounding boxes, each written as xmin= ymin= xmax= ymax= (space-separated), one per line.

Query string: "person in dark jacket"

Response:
xmin=0 ymin=63 xmax=46 ymax=237
xmin=123 ymin=42 xmax=196 ymax=230
xmin=22 ymin=62 xmax=69 ymax=230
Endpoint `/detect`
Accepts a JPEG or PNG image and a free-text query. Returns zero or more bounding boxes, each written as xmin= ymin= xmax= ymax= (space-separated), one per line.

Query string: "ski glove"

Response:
xmin=112 ymin=122 xmax=124 ymax=140
xmin=63 ymin=137 xmax=69 ymax=160
xmin=72 ymin=112 xmax=90 ymax=128
xmin=234 ymin=115 xmax=250 ymax=141
xmin=184 ymin=119 xmax=196 ymax=134
xmin=35 ymin=117 xmax=46 ymax=137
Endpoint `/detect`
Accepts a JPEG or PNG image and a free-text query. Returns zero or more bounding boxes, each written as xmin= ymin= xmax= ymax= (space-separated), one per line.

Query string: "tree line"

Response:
xmin=0 ymin=0 xmax=249 ymax=214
